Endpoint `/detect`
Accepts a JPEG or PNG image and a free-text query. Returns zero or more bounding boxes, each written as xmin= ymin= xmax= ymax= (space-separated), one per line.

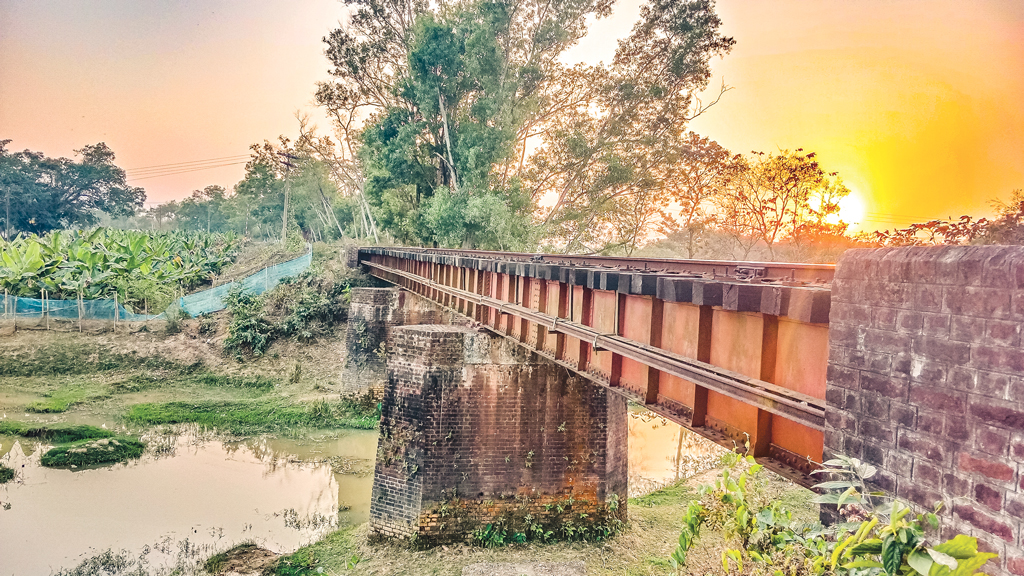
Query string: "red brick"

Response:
xmin=946 ymin=416 xmax=970 ymax=441
xmin=1011 ymin=433 xmax=1024 ymax=459
xmin=872 ymin=307 xmax=899 ymax=330
xmin=913 ymin=335 xmax=971 ymax=364
xmin=944 ymin=286 xmax=1012 ymax=319
xmin=913 ymin=460 xmax=943 ymax=488
xmin=899 ymin=430 xmax=947 ymax=463
xmin=917 ymin=410 xmax=945 ymax=434
xmin=1005 ymin=491 xmax=1024 ymax=519
xmin=898 ymin=483 xmax=944 ymax=510
xmin=951 ymin=315 xmax=986 ymax=342
xmin=958 ymin=452 xmax=1015 ymax=482
xmin=860 ymin=418 xmax=894 ymax=443
xmin=1008 ymin=554 xmax=1024 ymax=576
xmin=975 ymin=424 xmax=1010 ymax=456
xmin=974 ymin=483 xmax=1003 ymax=512
xmin=909 ymin=384 xmax=964 ymax=411
xmin=827 ymin=364 xmax=860 ymax=390
xmin=913 ymin=284 xmax=944 ymax=312
xmin=971 ymin=345 xmax=1024 ymax=374
xmin=861 ymin=372 xmax=909 ymax=400
xmin=943 ymin=473 xmax=971 ymax=498
xmin=896 ymin=310 xmax=923 ymax=333
xmin=922 ymin=313 xmax=951 ymax=337
xmin=969 ymin=397 xmax=1024 ymax=429
xmin=955 ymin=504 xmax=1015 ymax=542
xmin=985 ymin=319 xmax=1021 ymax=347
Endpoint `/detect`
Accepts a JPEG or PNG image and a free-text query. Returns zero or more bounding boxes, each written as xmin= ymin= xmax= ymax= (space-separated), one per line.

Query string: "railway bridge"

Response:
xmin=349 ymin=245 xmax=1024 ymax=574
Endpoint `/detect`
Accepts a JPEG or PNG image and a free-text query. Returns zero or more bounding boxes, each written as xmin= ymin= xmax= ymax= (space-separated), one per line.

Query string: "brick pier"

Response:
xmin=369 ymin=324 xmax=628 ymax=543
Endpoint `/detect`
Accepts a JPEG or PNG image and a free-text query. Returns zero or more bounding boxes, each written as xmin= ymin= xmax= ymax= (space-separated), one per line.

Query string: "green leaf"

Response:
xmin=813 ymin=480 xmax=859 ymax=490
xmin=844 ymin=560 xmax=884 ymax=569
xmin=932 ymin=535 xmax=979 ymax=560
xmin=908 ymin=550 xmax=934 ymax=575
xmin=926 ymin=549 xmax=958 ymax=570
xmin=882 ymin=536 xmax=904 ymax=576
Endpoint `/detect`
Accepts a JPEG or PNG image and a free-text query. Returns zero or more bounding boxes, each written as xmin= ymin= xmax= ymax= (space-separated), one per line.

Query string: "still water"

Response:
xmin=0 ymin=412 xmax=720 ymax=575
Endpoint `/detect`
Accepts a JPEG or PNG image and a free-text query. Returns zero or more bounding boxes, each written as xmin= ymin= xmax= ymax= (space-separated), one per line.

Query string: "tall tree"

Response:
xmin=0 ymin=140 xmax=145 ymax=236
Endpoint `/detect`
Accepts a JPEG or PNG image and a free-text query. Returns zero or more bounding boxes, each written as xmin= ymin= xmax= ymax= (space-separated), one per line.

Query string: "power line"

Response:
xmin=125 ymin=154 xmax=251 ymax=173
xmin=126 ymin=161 xmax=249 ymax=182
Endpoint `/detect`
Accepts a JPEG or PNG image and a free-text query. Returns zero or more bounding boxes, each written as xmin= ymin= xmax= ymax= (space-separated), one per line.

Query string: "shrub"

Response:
xmin=0 ymin=464 xmax=14 ymax=483
xmin=670 ymin=453 xmax=998 ymax=576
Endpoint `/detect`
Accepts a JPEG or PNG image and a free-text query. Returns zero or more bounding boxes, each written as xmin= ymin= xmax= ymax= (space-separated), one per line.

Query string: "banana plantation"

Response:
xmin=0 ymin=228 xmax=240 ymax=312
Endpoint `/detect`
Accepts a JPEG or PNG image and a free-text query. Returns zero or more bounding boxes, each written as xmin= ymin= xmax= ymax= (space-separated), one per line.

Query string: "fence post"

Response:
xmin=44 ymin=290 xmax=49 ymax=331
xmin=79 ymin=292 xmax=83 ymax=333
xmin=114 ymin=293 xmax=119 ymax=329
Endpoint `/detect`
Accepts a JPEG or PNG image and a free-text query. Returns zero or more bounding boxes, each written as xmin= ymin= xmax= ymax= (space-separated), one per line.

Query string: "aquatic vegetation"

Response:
xmin=0 ymin=421 xmax=114 ymax=443
xmin=40 ymin=437 xmax=145 ymax=467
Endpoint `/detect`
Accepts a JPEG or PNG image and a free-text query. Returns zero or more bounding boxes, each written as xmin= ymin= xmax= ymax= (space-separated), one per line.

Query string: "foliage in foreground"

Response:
xmin=40 ymin=437 xmax=145 ymax=467
xmin=671 ymin=453 xmax=996 ymax=576
xmin=124 ymin=397 xmax=380 ymax=436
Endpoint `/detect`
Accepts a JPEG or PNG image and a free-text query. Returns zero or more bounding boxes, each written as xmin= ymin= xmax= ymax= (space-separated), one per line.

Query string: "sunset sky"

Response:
xmin=1 ymin=0 xmax=1022 ymax=231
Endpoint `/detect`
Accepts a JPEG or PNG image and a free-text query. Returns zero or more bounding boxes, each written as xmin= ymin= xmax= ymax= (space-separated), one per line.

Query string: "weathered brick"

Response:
xmin=974 ymin=483 xmax=1003 ymax=512
xmin=958 ymin=452 xmax=1015 ymax=482
xmin=827 ymin=364 xmax=860 ymax=390
xmin=845 ymin=349 xmax=893 ymax=373
xmin=913 ymin=460 xmax=943 ymax=488
xmin=951 ymin=315 xmax=986 ymax=342
xmin=973 ymin=370 xmax=1012 ymax=399
xmin=862 ymin=441 xmax=887 ymax=465
xmin=916 ymin=410 xmax=945 ymax=434
xmin=872 ymin=307 xmax=899 ymax=330
xmin=969 ymin=396 xmax=1024 ymax=429
xmin=898 ymin=483 xmax=944 ymax=510
xmin=986 ymin=319 xmax=1022 ymax=347
xmin=947 ymin=366 xmax=977 ymax=391
xmin=861 ymin=372 xmax=909 ymax=400
xmin=913 ymin=335 xmax=972 ymax=364
xmin=944 ymin=286 xmax=1012 ymax=319
xmin=971 ymin=345 xmax=1024 ymax=374
xmin=913 ymin=284 xmax=945 ymax=312
xmin=975 ymin=424 xmax=1010 ymax=457
xmin=1008 ymin=553 xmax=1024 ymax=576
xmin=898 ymin=430 xmax=947 ymax=463
xmin=955 ymin=504 xmax=1015 ymax=543
xmin=946 ymin=416 xmax=971 ymax=442
xmin=922 ymin=312 xmax=952 ymax=337
xmin=862 ymin=395 xmax=892 ymax=420
xmin=891 ymin=403 xmax=917 ymax=428
xmin=1011 ymin=432 xmax=1024 ymax=459
xmin=896 ymin=310 xmax=923 ymax=333
xmin=909 ymin=384 xmax=965 ymax=412
xmin=943 ymin=473 xmax=971 ymax=498
xmin=863 ymin=329 xmax=912 ymax=354
xmin=1005 ymin=491 xmax=1024 ymax=519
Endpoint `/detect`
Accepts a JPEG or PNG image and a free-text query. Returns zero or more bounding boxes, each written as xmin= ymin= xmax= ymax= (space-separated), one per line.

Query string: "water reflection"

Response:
xmin=627 ymin=409 xmax=726 ymax=496
xmin=0 ymin=427 xmax=376 ymax=576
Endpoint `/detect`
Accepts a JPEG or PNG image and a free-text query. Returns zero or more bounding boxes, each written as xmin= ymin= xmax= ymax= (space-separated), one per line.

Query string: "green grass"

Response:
xmin=0 ymin=464 xmax=14 ymax=483
xmin=40 ymin=437 xmax=145 ymax=467
xmin=0 ymin=342 xmax=186 ymax=377
xmin=123 ymin=398 xmax=379 ymax=436
xmin=0 ymin=421 xmax=114 ymax=443
xmin=26 ymin=385 xmax=110 ymax=413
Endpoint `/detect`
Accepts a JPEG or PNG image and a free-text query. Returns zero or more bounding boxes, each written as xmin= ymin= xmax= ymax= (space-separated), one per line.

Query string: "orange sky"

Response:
xmin=2 ymin=0 xmax=1022 ymax=231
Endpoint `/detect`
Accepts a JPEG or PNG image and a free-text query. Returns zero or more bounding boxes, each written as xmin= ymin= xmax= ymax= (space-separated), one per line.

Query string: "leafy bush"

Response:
xmin=40 ymin=437 xmax=144 ymax=467
xmin=670 ymin=453 xmax=997 ymax=576
xmin=223 ymin=286 xmax=277 ymax=357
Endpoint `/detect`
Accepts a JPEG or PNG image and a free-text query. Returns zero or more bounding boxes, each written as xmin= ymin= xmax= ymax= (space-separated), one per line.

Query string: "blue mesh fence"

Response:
xmin=0 ymin=249 xmax=313 ymax=323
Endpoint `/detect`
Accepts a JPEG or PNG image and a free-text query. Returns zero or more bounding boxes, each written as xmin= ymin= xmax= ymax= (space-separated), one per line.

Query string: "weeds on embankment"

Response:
xmin=0 ymin=464 xmax=13 ymax=483
xmin=124 ymin=397 xmax=380 ymax=436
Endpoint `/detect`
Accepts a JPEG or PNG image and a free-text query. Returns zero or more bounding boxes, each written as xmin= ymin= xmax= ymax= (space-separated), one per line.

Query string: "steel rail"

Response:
xmin=361 ymin=246 xmax=836 ymax=283
xmin=363 ymin=259 xmax=826 ymax=431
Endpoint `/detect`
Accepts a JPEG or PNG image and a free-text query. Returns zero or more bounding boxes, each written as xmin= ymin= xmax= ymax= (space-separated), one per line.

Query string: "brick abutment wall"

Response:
xmin=369 ymin=324 xmax=628 ymax=544
xmin=342 ymin=287 xmax=458 ymax=395
xmin=827 ymin=246 xmax=1024 ymax=576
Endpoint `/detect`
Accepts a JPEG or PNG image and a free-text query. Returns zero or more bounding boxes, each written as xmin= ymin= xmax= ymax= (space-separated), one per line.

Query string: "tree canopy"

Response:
xmin=0 ymin=140 xmax=145 ymax=237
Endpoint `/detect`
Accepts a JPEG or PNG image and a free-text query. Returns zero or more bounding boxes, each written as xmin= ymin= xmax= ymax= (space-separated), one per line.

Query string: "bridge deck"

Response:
xmin=358 ymin=247 xmax=835 ymax=487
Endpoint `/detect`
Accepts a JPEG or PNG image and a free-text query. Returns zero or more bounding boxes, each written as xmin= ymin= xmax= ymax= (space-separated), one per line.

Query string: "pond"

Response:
xmin=0 ymin=412 xmax=722 ymax=575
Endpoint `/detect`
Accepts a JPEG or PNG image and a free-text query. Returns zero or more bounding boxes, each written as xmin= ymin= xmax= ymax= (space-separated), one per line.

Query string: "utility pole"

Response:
xmin=277 ymin=151 xmax=299 ymax=246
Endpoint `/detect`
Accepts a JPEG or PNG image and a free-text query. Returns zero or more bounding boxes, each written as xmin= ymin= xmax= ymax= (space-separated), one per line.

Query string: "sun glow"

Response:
xmin=836 ymin=192 xmax=866 ymax=225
